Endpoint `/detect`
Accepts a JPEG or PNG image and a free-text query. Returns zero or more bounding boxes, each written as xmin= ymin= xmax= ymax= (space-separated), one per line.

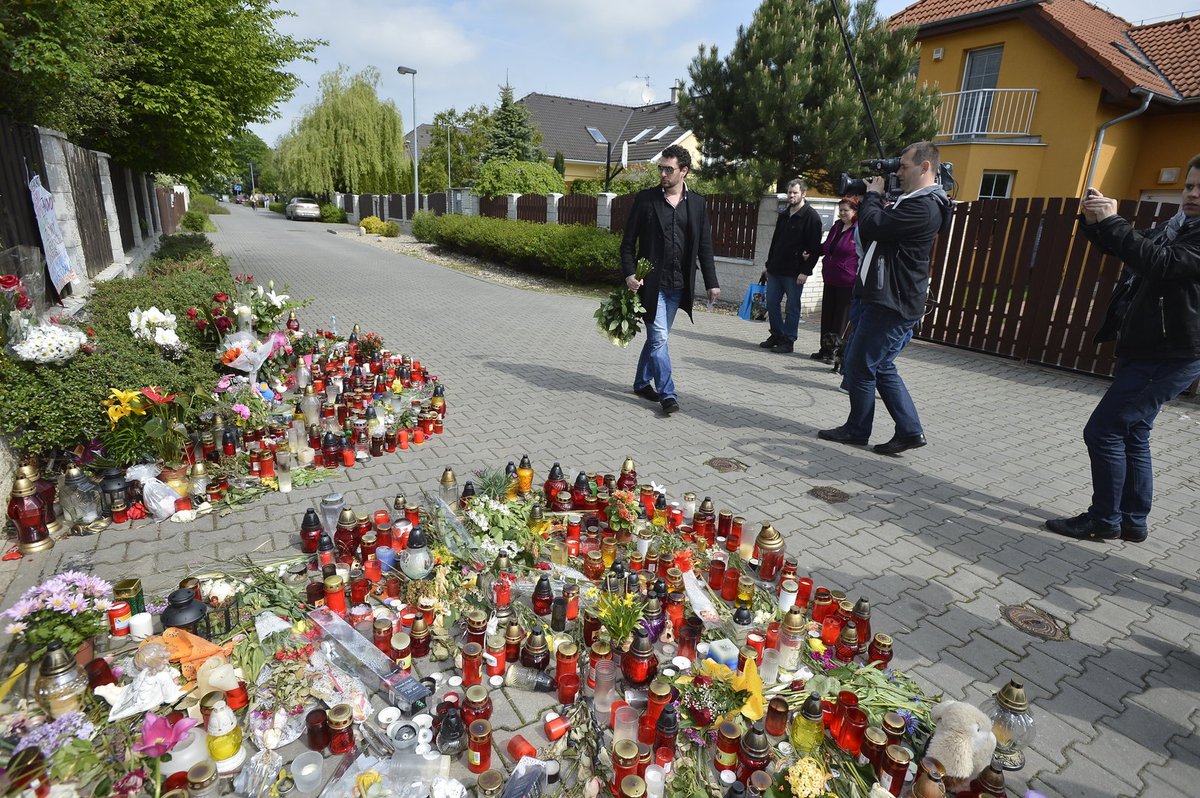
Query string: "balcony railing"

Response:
xmin=935 ymin=88 xmax=1039 ymax=139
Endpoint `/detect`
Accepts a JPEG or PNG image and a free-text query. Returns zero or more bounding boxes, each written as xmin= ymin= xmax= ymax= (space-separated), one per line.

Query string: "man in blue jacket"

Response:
xmin=1046 ymin=155 xmax=1200 ymax=543
xmin=620 ymin=144 xmax=719 ymax=416
xmin=819 ymin=141 xmax=952 ymax=454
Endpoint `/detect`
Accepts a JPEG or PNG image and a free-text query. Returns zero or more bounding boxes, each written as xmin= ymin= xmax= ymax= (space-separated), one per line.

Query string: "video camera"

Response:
xmin=837 ymin=158 xmax=955 ymax=200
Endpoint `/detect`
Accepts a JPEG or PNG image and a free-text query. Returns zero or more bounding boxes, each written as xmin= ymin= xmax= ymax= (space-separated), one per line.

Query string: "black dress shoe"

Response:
xmin=1120 ymin=523 xmax=1148 ymax=543
xmin=810 ymin=350 xmax=831 ymax=361
xmin=661 ymin=398 xmax=680 ymax=415
xmin=759 ymin=335 xmax=779 ymax=349
xmin=770 ymin=341 xmax=794 ymax=354
xmin=633 ymin=385 xmax=659 ymax=402
xmin=872 ymin=432 xmax=927 ymax=455
xmin=817 ymin=427 xmax=868 ymax=446
xmin=1045 ymin=512 xmax=1120 ymax=541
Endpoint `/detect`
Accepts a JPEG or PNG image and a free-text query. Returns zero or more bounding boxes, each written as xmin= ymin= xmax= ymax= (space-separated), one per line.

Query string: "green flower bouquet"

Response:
xmin=595 ymin=258 xmax=654 ymax=348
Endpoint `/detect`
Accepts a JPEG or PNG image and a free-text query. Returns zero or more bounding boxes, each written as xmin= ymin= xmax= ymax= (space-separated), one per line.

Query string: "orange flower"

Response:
xmin=221 ymin=347 xmax=243 ymax=365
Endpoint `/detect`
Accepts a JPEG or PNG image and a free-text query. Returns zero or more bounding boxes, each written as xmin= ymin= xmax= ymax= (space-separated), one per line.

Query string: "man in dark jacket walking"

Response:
xmin=759 ymin=178 xmax=823 ymax=353
xmin=620 ymin=144 xmax=719 ymax=416
xmin=818 ymin=141 xmax=952 ymax=455
xmin=1045 ymin=155 xmax=1200 ymax=543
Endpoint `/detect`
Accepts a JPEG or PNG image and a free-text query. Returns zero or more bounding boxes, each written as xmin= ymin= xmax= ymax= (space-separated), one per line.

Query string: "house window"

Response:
xmin=651 ymin=125 xmax=675 ymax=141
xmin=979 ymin=171 xmax=1014 ymax=199
xmin=955 ymin=45 xmax=1004 ymax=137
xmin=628 ymin=127 xmax=654 ymax=143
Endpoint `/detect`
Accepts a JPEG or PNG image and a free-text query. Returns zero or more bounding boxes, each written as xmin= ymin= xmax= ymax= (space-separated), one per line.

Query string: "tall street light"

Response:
xmin=397 ymin=65 xmax=418 ymax=203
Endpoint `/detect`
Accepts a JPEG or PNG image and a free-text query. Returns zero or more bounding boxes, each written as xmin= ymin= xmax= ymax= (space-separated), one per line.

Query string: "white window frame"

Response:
xmin=978 ymin=171 xmax=1015 ymax=199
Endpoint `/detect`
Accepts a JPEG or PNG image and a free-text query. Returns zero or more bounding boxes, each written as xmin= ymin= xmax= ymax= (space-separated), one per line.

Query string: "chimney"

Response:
xmin=670 ymin=82 xmax=683 ymax=104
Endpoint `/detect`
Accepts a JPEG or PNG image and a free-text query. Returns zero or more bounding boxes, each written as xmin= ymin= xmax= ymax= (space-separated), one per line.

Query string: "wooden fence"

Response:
xmin=0 ymin=118 xmax=43 ymax=257
xmin=427 ymin=193 xmax=447 ymax=216
xmin=705 ymin=194 xmax=758 ymax=260
xmin=155 ymin=186 xmax=182 ymax=236
xmin=516 ymin=194 xmax=547 ymax=223
xmin=557 ymin=194 xmax=597 ymax=226
xmin=921 ymin=196 xmax=1179 ymax=377
xmin=609 ymin=194 xmax=636 ymax=236
xmin=479 ymin=195 xmax=508 ymax=219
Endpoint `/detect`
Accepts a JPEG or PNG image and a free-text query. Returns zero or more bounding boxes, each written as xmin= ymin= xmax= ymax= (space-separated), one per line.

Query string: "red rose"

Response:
xmin=14 ymin=293 xmax=32 ymax=310
xmin=0 ymin=275 xmax=19 ymax=292
xmin=195 ymin=319 xmax=209 ymax=331
xmin=210 ymin=307 xmax=225 ymax=317
xmin=213 ymin=292 xmax=229 ymax=303
xmin=186 ymin=307 xmax=198 ymax=319
xmin=214 ymin=316 xmax=233 ymax=332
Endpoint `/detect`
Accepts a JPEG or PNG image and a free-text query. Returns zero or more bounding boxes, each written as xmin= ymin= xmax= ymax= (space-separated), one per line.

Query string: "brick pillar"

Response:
xmin=506 ymin=194 xmax=520 ymax=221
xmin=546 ymin=193 xmax=563 ymax=224
xmin=596 ymin=192 xmax=617 ymax=230
xmin=462 ymin=191 xmax=479 ymax=217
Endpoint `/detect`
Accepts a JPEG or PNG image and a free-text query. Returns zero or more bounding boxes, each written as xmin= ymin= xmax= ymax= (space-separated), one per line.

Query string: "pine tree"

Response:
xmin=679 ymin=0 xmax=938 ymax=193
xmin=482 ymin=83 xmax=543 ymax=163
xmin=552 ymin=151 xmax=566 ymax=176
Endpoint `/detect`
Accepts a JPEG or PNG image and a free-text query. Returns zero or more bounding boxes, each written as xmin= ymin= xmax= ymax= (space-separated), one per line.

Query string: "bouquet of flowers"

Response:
xmin=594 ymin=257 xmax=654 ymax=348
xmin=128 ymin=306 xmax=187 ymax=359
xmin=1 ymin=571 xmax=114 ymax=658
xmin=1 ymin=273 xmax=35 ymax=345
xmin=10 ymin=322 xmax=86 ymax=363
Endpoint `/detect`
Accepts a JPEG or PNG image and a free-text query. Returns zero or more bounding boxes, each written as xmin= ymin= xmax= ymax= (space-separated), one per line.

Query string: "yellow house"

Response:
xmin=890 ymin=0 xmax=1200 ymax=202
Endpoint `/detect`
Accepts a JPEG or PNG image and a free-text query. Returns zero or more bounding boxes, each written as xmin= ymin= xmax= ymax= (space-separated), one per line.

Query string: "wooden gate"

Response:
xmin=479 ymin=195 xmax=508 ymax=219
xmin=63 ymin=146 xmax=112 ymax=277
xmin=426 ymin=192 xmax=447 ymax=216
xmin=557 ymin=194 xmax=597 ymax=226
xmin=921 ymin=197 xmax=1179 ymax=377
xmin=516 ymin=194 xmax=547 ymax=223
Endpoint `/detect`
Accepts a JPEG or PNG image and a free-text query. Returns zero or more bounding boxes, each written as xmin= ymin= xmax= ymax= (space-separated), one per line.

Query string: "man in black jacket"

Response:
xmin=819 ymin=141 xmax=952 ymax=455
xmin=620 ymin=144 xmax=719 ymax=416
xmin=759 ymin=178 xmax=823 ymax=354
xmin=1045 ymin=155 xmax=1200 ymax=543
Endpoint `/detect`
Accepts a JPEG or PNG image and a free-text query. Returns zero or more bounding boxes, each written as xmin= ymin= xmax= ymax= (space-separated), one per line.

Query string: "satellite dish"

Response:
xmin=621 ymin=141 xmax=628 ymax=168
xmin=641 ymin=85 xmax=654 ymax=104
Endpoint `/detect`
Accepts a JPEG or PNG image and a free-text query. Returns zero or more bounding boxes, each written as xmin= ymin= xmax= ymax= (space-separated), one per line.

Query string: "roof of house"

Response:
xmin=889 ymin=0 xmax=1200 ymax=101
xmin=517 ymin=92 xmax=690 ymax=164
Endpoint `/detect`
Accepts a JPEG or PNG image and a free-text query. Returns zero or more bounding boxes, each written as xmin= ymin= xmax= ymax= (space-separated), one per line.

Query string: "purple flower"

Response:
xmin=134 ymin=712 xmax=200 ymax=758
xmin=45 ymin=592 xmax=71 ymax=612
xmin=896 ymin=708 xmax=919 ymax=734
xmin=15 ymin=712 xmax=95 ymax=758
xmin=4 ymin=598 xmax=39 ymax=621
xmin=65 ymin=594 xmax=88 ymax=616
xmin=231 ymin=403 xmax=251 ymax=420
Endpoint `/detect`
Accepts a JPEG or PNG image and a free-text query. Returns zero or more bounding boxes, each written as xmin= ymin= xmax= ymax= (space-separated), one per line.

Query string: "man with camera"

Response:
xmin=1045 ymin=156 xmax=1200 ymax=543
xmin=818 ymin=141 xmax=952 ymax=454
xmin=758 ymin=178 xmax=823 ymax=354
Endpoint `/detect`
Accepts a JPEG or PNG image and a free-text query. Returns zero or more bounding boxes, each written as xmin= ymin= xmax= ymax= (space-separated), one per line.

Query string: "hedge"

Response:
xmin=412 ymin=212 xmax=620 ymax=282
xmin=0 ymin=236 xmax=233 ymax=455
xmin=320 ymin=204 xmax=347 ymax=223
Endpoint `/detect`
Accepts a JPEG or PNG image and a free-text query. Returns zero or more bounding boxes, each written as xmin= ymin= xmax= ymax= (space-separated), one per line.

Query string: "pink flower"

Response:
xmin=133 ymin=713 xmax=199 ymax=758
xmin=215 ymin=375 xmax=233 ymax=393
xmin=231 ymin=403 xmax=251 ymax=420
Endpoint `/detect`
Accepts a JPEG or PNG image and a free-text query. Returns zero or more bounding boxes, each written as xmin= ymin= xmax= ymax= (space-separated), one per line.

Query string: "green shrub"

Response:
xmin=475 ymin=160 xmax=565 ymax=198
xmin=428 ymin=215 xmax=619 ymax=282
xmin=269 ymin=202 xmax=284 ymax=214
xmin=189 ymin=194 xmax=230 ymax=215
xmin=359 ymin=215 xmax=384 ymax=233
xmin=378 ymin=221 xmax=400 ymax=237
xmin=321 ymin=203 xmax=347 ymax=223
xmin=179 ymin=210 xmax=217 ymax=232
xmin=411 ymin=211 xmax=440 ymax=242
xmin=154 ymin=233 xmax=213 ymax=261
xmin=0 ymin=259 xmax=234 ymax=455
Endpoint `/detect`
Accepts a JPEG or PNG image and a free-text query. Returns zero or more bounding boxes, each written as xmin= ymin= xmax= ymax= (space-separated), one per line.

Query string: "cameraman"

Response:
xmin=1045 ymin=156 xmax=1200 ymax=543
xmin=819 ymin=141 xmax=951 ymax=454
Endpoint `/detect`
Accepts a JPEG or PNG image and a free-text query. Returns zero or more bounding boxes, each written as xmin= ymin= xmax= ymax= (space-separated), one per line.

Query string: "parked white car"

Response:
xmin=285 ymin=197 xmax=321 ymax=221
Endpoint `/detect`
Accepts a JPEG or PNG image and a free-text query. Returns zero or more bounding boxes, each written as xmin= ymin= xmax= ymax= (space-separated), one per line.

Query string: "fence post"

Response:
xmin=753 ymin=194 xmax=783 ymax=274
xmin=596 ymin=192 xmax=617 ymax=230
xmin=546 ymin=193 xmax=563 ymax=224
xmin=95 ymin=153 xmax=124 ymax=270
xmin=34 ymin=129 xmax=89 ymax=284
xmin=462 ymin=191 xmax=479 ymax=217
xmin=507 ymin=194 xmax=520 ymax=221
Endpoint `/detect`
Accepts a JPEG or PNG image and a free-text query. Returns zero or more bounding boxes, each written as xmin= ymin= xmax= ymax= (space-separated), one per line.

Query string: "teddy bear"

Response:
xmin=927 ymin=700 xmax=998 ymax=789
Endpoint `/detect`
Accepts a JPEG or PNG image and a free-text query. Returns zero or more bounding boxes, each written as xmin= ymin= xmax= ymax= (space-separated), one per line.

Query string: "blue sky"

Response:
xmin=249 ymin=0 xmax=1199 ymax=146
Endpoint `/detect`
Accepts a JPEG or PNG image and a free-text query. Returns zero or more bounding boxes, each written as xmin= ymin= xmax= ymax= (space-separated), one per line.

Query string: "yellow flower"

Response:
xmin=107 ymin=387 xmax=141 ymax=406
xmin=732 ymin=656 xmax=765 ymax=721
xmin=809 ymin=638 xmax=826 ymax=654
xmin=106 ymin=404 xmax=130 ymax=426
xmin=786 ymin=757 xmax=828 ymax=798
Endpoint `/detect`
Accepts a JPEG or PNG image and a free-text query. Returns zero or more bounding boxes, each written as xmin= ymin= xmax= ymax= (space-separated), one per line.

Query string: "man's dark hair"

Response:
xmin=903 ymin=141 xmax=940 ymax=171
xmin=1188 ymin=153 xmax=1200 ymax=172
xmin=787 ymin=178 xmax=808 ymax=192
xmin=660 ymin=144 xmax=692 ymax=171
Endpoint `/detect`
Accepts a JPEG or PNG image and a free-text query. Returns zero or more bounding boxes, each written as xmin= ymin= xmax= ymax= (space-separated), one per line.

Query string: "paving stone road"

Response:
xmin=5 ymin=205 xmax=1199 ymax=797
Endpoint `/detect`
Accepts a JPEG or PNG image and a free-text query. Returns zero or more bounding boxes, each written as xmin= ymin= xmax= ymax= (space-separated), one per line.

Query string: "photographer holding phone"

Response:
xmin=818 ymin=141 xmax=952 ymax=455
xmin=1045 ymin=155 xmax=1200 ymax=543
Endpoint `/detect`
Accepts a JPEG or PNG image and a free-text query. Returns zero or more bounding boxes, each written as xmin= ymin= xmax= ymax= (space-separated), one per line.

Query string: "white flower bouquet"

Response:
xmin=10 ymin=323 xmax=86 ymax=363
xmin=129 ymin=306 xmax=188 ymax=358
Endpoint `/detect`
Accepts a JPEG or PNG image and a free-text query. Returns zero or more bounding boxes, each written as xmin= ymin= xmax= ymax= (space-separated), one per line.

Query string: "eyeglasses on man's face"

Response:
xmin=658 ymin=165 xmax=684 ymax=175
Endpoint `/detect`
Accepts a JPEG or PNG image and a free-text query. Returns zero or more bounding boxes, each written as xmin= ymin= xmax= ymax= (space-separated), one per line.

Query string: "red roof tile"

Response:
xmin=890 ymin=0 xmax=1188 ymax=99
xmin=1129 ymin=16 xmax=1200 ymax=98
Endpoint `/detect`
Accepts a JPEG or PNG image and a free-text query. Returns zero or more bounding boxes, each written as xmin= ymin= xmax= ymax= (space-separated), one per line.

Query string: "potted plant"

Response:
xmin=1 ymin=571 xmax=114 ymax=661
xmin=101 ymin=387 xmax=194 ymax=491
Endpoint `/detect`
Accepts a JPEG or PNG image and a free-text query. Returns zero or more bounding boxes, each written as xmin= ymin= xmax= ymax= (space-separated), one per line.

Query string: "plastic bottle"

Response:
xmin=330 ymin=314 xmax=338 ymax=336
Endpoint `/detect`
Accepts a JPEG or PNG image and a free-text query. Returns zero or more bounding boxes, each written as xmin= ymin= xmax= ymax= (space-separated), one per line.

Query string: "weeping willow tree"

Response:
xmin=275 ymin=65 xmax=408 ymax=197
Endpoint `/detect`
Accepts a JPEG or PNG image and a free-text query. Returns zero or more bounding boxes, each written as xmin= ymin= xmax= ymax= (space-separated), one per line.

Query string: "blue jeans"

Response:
xmin=1084 ymin=357 xmax=1200 ymax=529
xmin=634 ymin=288 xmax=682 ymax=401
xmin=766 ymin=273 xmax=803 ymax=341
xmin=840 ymin=303 xmax=921 ymax=438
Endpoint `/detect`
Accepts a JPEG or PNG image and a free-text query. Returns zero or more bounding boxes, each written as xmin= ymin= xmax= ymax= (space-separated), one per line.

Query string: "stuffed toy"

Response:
xmin=927 ymin=700 xmax=997 ymax=783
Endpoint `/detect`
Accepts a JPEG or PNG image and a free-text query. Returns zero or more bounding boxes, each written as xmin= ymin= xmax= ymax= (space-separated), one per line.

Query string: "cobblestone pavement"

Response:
xmin=6 ymin=205 xmax=1199 ymax=797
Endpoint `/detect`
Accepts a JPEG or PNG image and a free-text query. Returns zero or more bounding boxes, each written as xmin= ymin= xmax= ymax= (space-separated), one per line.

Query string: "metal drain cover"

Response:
xmin=704 ymin=457 xmax=748 ymax=473
xmin=1000 ymin=604 xmax=1070 ymax=641
xmin=808 ymin=486 xmax=850 ymax=503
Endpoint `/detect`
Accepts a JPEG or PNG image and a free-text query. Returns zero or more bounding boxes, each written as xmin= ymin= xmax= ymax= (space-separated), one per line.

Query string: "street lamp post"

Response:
xmin=397 ymin=66 xmax=418 ymax=206
xmin=446 ymin=120 xmax=452 ymax=191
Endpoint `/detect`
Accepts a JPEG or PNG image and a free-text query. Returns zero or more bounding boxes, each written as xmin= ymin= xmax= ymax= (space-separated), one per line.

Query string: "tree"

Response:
xmin=229 ymin=131 xmax=273 ymax=193
xmin=679 ymin=0 xmax=938 ymax=193
xmin=474 ymin=161 xmax=564 ymax=198
xmin=0 ymin=0 xmax=319 ymax=182
xmin=483 ymin=84 xmax=543 ymax=163
xmin=552 ymin=151 xmax=566 ymax=176
xmin=275 ymin=66 xmax=408 ymax=198
xmin=420 ymin=105 xmax=494 ymax=193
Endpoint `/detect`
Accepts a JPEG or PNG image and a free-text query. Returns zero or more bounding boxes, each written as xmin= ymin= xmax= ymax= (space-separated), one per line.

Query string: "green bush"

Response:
xmin=269 ymin=202 xmax=284 ymax=214
xmin=378 ymin=221 xmax=400 ymax=237
xmin=0 ymin=258 xmax=234 ymax=455
xmin=475 ymin=160 xmax=565 ymax=198
xmin=189 ymin=194 xmax=230 ymax=215
xmin=179 ymin=210 xmax=217 ymax=232
xmin=426 ymin=214 xmax=619 ymax=282
xmin=411 ymin=211 xmax=440 ymax=242
xmin=359 ymin=215 xmax=384 ymax=233
xmin=154 ymin=233 xmax=213 ymax=261
xmin=321 ymin=203 xmax=347 ymax=223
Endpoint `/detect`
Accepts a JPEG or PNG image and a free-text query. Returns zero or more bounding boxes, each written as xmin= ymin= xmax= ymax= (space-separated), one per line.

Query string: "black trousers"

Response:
xmin=819 ymin=284 xmax=854 ymax=349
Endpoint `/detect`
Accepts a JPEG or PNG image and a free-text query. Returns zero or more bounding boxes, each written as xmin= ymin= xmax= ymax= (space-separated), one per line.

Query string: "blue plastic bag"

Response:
xmin=738 ymin=283 xmax=767 ymax=321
